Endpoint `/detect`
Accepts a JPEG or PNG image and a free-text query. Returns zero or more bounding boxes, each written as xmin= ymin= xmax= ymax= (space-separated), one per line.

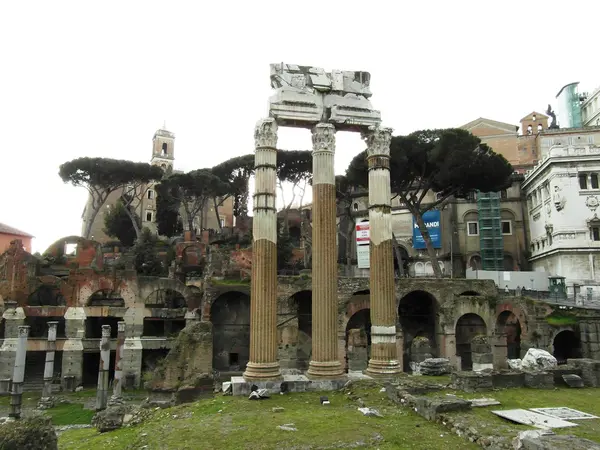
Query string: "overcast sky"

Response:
xmin=1 ymin=0 xmax=598 ymax=253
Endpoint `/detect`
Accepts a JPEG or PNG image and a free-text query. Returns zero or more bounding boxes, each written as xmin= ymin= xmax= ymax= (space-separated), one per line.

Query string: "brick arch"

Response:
xmin=340 ymin=289 xmax=370 ymax=332
xmin=79 ymin=277 xmax=118 ymax=307
xmin=137 ymin=277 xmax=197 ymax=310
xmin=495 ymin=302 xmax=529 ymax=339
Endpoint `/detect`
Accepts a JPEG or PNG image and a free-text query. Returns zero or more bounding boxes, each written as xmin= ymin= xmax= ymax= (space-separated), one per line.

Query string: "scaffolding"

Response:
xmin=477 ymin=191 xmax=504 ymax=270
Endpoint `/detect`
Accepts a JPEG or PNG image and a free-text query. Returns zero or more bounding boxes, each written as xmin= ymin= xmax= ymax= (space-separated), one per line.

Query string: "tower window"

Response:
xmin=147 ymin=190 xmax=154 ymax=199
xmin=527 ymin=125 xmax=532 ymax=135
xmin=353 ymin=202 xmax=359 ymax=211
xmin=537 ymin=124 xmax=543 ymax=132
xmin=161 ymin=143 xmax=168 ymax=156
xmin=532 ymin=114 xmax=537 ymax=121
xmin=146 ymin=211 xmax=153 ymax=222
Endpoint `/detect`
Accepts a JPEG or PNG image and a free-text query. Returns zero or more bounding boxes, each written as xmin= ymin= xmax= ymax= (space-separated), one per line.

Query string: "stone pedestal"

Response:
xmin=96 ymin=325 xmax=111 ymax=411
xmin=364 ymin=126 xmax=401 ymax=377
xmin=62 ymin=307 xmax=86 ymax=389
xmin=243 ymin=118 xmax=281 ymax=381
xmin=39 ymin=321 xmax=58 ymax=408
xmin=9 ymin=325 xmax=29 ymax=419
xmin=308 ymin=123 xmax=343 ymax=379
xmin=471 ymin=336 xmax=494 ymax=373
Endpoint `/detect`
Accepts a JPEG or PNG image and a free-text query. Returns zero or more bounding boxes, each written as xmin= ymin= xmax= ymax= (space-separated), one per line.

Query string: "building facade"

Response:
xmin=522 ymin=143 xmax=600 ymax=297
xmin=0 ymin=223 xmax=33 ymax=253
xmin=582 ymin=86 xmax=600 ymax=127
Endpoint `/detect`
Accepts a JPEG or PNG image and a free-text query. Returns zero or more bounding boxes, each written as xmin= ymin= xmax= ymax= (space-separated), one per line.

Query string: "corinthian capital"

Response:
xmin=17 ymin=325 xmax=30 ymax=338
xmin=364 ymin=125 xmax=393 ymax=158
xmin=254 ymin=118 xmax=278 ymax=149
xmin=312 ymin=123 xmax=336 ymax=153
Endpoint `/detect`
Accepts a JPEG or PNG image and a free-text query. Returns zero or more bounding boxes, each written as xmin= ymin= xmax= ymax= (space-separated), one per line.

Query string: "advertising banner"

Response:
xmin=412 ymin=210 xmax=442 ymax=249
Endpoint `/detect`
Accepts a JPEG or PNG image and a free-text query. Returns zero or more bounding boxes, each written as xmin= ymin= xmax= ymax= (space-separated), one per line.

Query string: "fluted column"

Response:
xmin=110 ymin=321 xmax=126 ymax=403
xmin=39 ymin=321 xmax=58 ymax=408
xmin=308 ymin=123 xmax=344 ymax=378
xmin=9 ymin=325 xmax=29 ymax=419
xmin=365 ymin=126 xmax=401 ymax=376
xmin=95 ymin=325 xmax=111 ymax=411
xmin=243 ymin=118 xmax=281 ymax=380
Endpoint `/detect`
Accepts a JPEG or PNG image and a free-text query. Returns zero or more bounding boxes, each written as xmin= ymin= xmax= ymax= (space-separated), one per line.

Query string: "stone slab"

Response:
xmin=562 ymin=374 xmax=584 ymax=388
xmin=519 ymin=433 xmax=600 ymax=450
xmin=469 ymin=398 xmax=501 ymax=407
xmin=230 ymin=375 xmax=348 ymax=396
xmin=491 ymin=409 xmax=578 ymax=429
xmin=530 ymin=407 xmax=598 ymax=420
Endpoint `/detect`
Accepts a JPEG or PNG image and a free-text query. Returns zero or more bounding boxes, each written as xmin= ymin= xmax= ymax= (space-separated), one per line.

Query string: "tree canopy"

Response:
xmin=59 ymin=157 xmax=163 ymax=239
xmin=155 ymin=181 xmax=184 ymax=238
xmin=103 ymin=200 xmax=138 ymax=247
xmin=347 ymin=128 xmax=513 ymax=277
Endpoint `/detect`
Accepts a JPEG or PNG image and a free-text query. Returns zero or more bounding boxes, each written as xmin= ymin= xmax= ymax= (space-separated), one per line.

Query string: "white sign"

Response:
xmin=356 ymin=221 xmax=370 ymax=245
xmin=357 ymin=245 xmax=370 ymax=269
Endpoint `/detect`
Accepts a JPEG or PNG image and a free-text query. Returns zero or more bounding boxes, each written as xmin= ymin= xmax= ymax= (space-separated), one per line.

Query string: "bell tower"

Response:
xmin=151 ymin=121 xmax=175 ymax=174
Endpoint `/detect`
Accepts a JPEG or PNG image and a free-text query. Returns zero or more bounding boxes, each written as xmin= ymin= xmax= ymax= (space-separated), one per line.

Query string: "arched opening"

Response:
xmin=161 ymin=142 xmax=168 ymax=156
xmin=89 ymin=289 xmax=125 ymax=307
xmin=210 ymin=291 xmax=250 ymax=374
xmin=345 ymin=308 xmax=371 ymax=372
xmin=28 ymin=285 xmax=66 ymax=306
xmin=553 ymin=330 xmax=582 ymax=364
xmin=144 ymin=289 xmax=186 ymax=309
xmin=455 ymin=313 xmax=487 ymax=370
xmin=290 ymin=290 xmax=312 ymax=370
xmin=495 ymin=311 xmax=522 ymax=361
xmin=469 ymin=255 xmax=482 ymax=271
xmin=399 ymin=291 xmax=438 ymax=372
xmin=86 ymin=317 xmax=120 ymax=339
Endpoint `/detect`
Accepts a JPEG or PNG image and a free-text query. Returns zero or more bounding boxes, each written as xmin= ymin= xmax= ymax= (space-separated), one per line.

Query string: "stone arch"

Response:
xmin=341 ymin=289 xmax=370 ymax=331
xmin=503 ymin=252 xmax=516 ymax=271
xmin=398 ymin=290 xmax=439 ymax=372
xmin=414 ymin=262 xmax=425 ymax=277
xmin=138 ymin=278 xmax=195 ymax=309
xmin=27 ymin=284 xmax=66 ymax=306
xmin=495 ymin=310 xmax=522 ymax=362
xmin=553 ymin=329 xmax=582 ymax=364
xmin=345 ymin=308 xmax=371 ymax=372
xmin=144 ymin=289 xmax=186 ymax=309
xmin=468 ymin=254 xmax=483 ymax=271
xmin=289 ymin=290 xmax=312 ymax=369
xmin=462 ymin=209 xmax=479 ymax=222
xmin=88 ymin=289 xmax=125 ymax=307
xmin=210 ymin=290 xmax=250 ymax=373
xmin=455 ymin=313 xmax=488 ymax=371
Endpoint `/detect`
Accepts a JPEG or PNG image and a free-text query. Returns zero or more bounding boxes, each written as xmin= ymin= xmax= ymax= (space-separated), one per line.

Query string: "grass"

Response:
xmin=58 ymin=383 xmax=479 ymax=450
xmin=47 ymin=403 xmax=95 ymax=425
xmin=427 ymin=387 xmax=600 ymax=443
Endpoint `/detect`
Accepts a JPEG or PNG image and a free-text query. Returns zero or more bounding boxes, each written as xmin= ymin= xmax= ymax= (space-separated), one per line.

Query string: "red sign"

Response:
xmin=355 ymin=222 xmax=370 ymax=244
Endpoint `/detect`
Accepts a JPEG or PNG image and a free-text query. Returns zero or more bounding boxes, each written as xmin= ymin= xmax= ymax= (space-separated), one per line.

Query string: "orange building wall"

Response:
xmin=0 ymin=234 xmax=32 ymax=253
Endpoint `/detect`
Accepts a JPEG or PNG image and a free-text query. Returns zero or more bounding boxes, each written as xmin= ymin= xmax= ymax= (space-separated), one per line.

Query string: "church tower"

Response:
xmin=151 ymin=122 xmax=175 ymax=174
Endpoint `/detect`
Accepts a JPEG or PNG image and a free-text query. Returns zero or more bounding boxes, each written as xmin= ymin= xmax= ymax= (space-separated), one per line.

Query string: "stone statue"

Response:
xmin=546 ymin=104 xmax=559 ymax=129
xmin=268 ymin=63 xmax=381 ymax=130
xmin=553 ymin=185 xmax=566 ymax=211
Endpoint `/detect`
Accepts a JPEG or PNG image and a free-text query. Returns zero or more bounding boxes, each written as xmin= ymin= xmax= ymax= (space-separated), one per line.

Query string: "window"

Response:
xmin=592 ymin=174 xmax=599 ymax=189
xmin=146 ymin=211 xmax=153 ymax=222
xmin=467 ymin=221 xmax=479 ymax=236
xmin=527 ymin=125 xmax=532 ymax=135
xmin=220 ymin=218 xmax=225 ymax=228
xmin=147 ymin=190 xmax=154 ymax=199
xmin=537 ymin=124 xmax=543 ymax=132
xmin=353 ymin=202 xmax=359 ymax=211
xmin=161 ymin=142 xmax=168 ymax=156
xmin=592 ymin=227 xmax=600 ymax=242
xmin=500 ymin=189 xmax=508 ymax=200
xmin=579 ymin=174 xmax=588 ymax=189
xmin=501 ymin=220 xmax=512 ymax=235
xmin=532 ymin=114 xmax=537 ymax=121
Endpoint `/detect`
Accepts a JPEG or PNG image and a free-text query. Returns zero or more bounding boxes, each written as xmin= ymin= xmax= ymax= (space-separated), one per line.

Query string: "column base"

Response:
xmin=365 ymin=359 xmax=402 ymax=378
xmin=243 ymin=362 xmax=282 ymax=381
xmin=307 ymin=360 xmax=345 ymax=379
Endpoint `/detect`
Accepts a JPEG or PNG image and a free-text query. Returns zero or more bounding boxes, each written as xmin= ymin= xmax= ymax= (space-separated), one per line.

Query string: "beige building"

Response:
xmin=81 ymin=126 xmax=234 ymax=244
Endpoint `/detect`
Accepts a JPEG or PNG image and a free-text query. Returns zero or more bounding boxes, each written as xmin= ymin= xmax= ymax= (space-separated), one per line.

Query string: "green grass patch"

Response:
xmin=59 ymin=385 xmax=478 ymax=450
xmin=427 ymin=387 xmax=600 ymax=443
xmin=47 ymin=403 xmax=95 ymax=425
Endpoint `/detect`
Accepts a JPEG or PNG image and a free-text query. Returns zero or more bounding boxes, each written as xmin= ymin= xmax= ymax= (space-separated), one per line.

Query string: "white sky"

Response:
xmin=1 ymin=0 xmax=599 ymax=253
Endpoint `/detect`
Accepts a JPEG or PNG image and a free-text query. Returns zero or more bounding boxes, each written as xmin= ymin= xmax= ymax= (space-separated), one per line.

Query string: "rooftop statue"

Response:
xmin=268 ymin=63 xmax=381 ymax=131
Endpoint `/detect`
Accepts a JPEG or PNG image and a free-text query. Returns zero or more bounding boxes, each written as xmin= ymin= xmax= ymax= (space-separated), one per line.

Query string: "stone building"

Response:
xmin=81 ymin=125 xmax=234 ymax=244
xmin=582 ymin=85 xmax=600 ymax=127
xmin=2 ymin=236 xmax=600 ymax=389
xmin=522 ymin=141 xmax=600 ymax=298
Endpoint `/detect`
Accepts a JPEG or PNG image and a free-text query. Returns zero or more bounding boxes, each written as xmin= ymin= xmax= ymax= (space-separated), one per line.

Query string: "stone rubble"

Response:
xmin=419 ymin=358 xmax=451 ymax=376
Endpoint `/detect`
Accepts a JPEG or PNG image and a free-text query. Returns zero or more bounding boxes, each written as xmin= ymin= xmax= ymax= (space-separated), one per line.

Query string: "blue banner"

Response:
xmin=412 ymin=210 xmax=442 ymax=249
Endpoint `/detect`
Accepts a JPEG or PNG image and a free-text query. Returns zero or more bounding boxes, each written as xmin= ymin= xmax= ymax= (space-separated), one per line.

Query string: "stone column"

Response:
xmin=364 ymin=126 xmax=401 ymax=376
xmin=39 ymin=321 xmax=58 ymax=409
xmin=308 ymin=123 xmax=344 ymax=378
xmin=243 ymin=118 xmax=281 ymax=381
xmin=9 ymin=325 xmax=29 ymax=419
xmin=109 ymin=321 xmax=125 ymax=404
xmin=95 ymin=325 xmax=111 ymax=411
